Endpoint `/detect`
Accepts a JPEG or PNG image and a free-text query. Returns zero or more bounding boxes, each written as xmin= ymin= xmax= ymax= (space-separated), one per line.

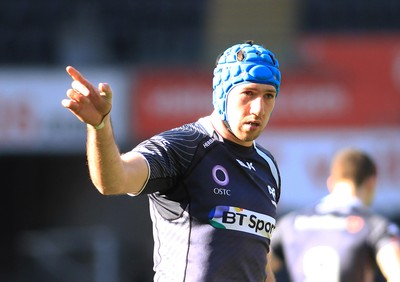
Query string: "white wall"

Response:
xmin=259 ymin=128 xmax=400 ymax=217
xmin=0 ymin=67 xmax=130 ymax=153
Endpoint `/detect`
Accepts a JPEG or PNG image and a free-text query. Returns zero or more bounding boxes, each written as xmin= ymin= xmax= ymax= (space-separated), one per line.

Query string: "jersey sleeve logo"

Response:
xmin=268 ymin=185 xmax=277 ymax=208
xmin=208 ymin=206 xmax=276 ymax=238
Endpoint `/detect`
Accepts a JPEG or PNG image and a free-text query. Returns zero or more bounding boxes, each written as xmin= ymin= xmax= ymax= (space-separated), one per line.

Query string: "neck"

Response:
xmin=331 ymin=181 xmax=356 ymax=199
xmin=330 ymin=180 xmax=371 ymax=206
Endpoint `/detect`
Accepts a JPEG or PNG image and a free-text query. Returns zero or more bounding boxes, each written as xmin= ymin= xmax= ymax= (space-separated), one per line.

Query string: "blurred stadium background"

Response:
xmin=1 ymin=0 xmax=399 ymax=281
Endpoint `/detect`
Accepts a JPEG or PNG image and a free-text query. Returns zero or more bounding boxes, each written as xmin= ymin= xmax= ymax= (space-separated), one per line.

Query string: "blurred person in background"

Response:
xmin=62 ymin=40 xmax=282 ymax=282
xmin=271 ymin=148 xmax=400 ymax=282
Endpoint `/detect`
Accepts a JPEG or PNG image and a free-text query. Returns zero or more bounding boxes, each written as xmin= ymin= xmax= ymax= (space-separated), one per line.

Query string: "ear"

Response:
xmin=365 ymin=175 xmax=377 ymax=192
xmin=326 ymin=176 xmax=334 ymax=192
xmin=363 ymin=176 xmax=377 ymax=206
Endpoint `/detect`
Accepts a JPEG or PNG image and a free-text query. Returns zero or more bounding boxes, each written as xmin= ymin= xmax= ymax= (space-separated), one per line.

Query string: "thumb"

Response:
xmin=99 ymin=83 xmax=113 ymax=102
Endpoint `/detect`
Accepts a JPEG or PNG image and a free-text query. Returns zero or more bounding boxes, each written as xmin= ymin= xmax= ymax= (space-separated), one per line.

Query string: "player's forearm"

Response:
xmin=265 ymin=270 xmax=276 ymax=282
xmin=376 ymin=241 xmax=400 ymax=282
xmin=265 ymin=252 xmax=277 ymax=282
xmin=86 ymin=116 xmax=128 ymax=195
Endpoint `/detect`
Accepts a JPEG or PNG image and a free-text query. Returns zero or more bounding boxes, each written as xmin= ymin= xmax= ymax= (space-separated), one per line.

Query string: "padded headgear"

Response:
xmin=212 ymin=42 xmax=281 ymax=121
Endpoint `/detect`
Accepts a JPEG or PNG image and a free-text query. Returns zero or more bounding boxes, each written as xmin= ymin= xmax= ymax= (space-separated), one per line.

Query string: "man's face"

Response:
xmin=225 ymin=83 xmax=276 ymax=146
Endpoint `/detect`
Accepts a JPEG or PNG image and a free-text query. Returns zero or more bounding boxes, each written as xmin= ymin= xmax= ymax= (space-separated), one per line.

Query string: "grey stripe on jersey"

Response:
xmin=254 ymin=144 xmax=280 ymax=188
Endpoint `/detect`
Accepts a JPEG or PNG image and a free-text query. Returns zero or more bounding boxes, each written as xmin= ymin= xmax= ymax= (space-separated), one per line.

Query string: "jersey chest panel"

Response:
xmin=184 ymin=142 xmax=278 ymax=237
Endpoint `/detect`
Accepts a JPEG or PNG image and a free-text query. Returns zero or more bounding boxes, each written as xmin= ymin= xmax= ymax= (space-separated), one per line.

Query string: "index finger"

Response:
xmin=66 ymin=66 xmax=96 ymax=93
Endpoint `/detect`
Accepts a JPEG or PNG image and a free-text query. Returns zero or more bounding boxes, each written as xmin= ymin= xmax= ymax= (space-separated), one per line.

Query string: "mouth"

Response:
xmin=245 ymin=121 xmax=262 ymax=129
xmin=247 ymin=119 xmax=261 ymax=125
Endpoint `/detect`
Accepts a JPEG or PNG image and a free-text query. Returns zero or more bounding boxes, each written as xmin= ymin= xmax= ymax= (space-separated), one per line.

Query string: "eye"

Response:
xmin=264 ymin=93 xmax=276 ymax=99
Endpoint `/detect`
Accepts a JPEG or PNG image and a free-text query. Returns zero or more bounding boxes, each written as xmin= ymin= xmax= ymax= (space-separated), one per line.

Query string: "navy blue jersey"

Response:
xmin=272 ymin=194 xmax=400 ymax=282
xmin=131 ymin=116 xmax=281 ymax=282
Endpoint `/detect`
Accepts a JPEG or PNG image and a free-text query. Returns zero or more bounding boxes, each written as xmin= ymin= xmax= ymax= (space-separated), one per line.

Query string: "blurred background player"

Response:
xmin=271 ymin=147 xmax=400 ymax=282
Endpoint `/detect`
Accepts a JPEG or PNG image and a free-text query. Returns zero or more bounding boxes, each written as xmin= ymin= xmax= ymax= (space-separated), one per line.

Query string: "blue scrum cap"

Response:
xmin=212 ymin=41 xmax=281 ymax=121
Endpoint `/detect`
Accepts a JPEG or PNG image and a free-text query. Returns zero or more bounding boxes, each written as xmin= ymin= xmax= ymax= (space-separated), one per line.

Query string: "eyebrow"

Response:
xmin=242 ymin=86 xmax=276 ymax=94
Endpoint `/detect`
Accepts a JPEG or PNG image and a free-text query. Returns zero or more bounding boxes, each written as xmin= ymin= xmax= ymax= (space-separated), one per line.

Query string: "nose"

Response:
xmin=250 ymin=97 xmax=265 ymax=116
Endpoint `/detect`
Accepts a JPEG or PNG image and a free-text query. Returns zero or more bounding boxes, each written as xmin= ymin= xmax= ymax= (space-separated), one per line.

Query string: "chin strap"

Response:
xmin=223 ymin=119 xmax=242 ymax=142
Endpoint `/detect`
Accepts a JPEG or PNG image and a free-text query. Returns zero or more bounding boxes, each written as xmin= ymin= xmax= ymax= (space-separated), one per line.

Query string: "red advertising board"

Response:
xmin=131 ymin=67 xmax=213 ymax=139
xmin=273 ymin=34 xmax=400 ymax=128
xmin=130 ymin=35 xmax=400 ymax=138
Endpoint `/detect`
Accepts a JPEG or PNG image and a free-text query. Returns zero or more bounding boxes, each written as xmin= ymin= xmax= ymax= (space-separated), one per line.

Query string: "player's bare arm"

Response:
xmin=265 ymin=251 xmax=277 ymax=282
xmin=62 ymin=66 xmax=149 ymax=196
xmin=376 ymin=241 xmax=400 ymax=282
